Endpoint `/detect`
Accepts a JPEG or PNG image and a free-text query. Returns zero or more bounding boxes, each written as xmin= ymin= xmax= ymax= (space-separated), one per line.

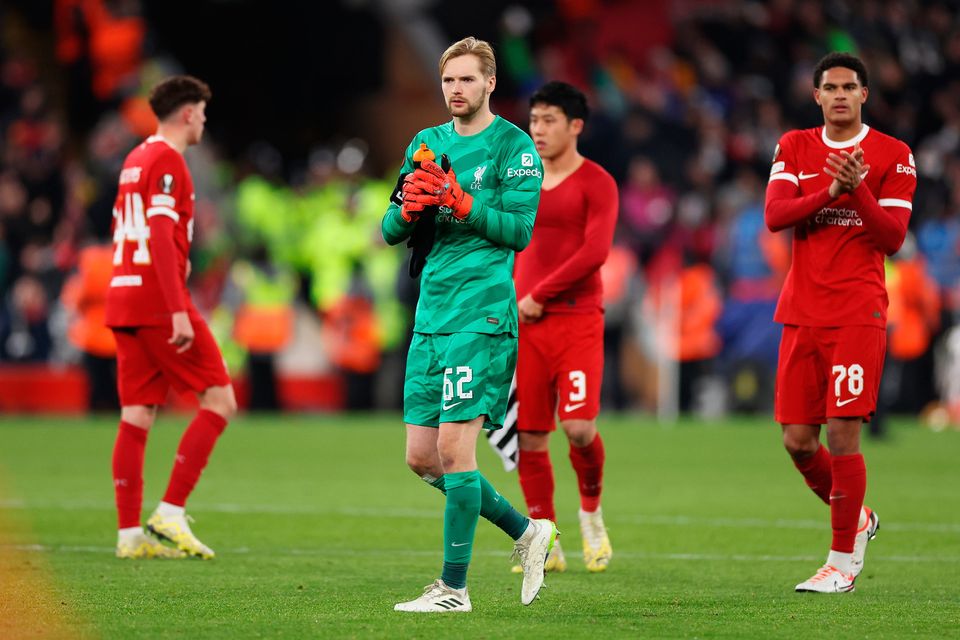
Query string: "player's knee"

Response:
xmin=436 ymin=443 xmax=470 ymax=472
xmin=518 ymin=431 xmax=550 ymax=452
xmin=405 ymin=454 xmax=438 ymax=478
xmin=437 ymin=449 xmax=457 ymax=472
xmin=561 ymin=420 xmax=597 ymax=448
xmin=825 ymin=425 xmax=861 ymax=456
xmin=221 ymin=393 xmax=239 ymax=418
xmin=121 ymin=405 xmax=157 ymax=430
xmin=200 ymin=385 xmax=238 ymax=420
xmin=207 ymin=398 xmax=237 ymax=420
xmin=782 ymin=433 xmax=818 ymax=459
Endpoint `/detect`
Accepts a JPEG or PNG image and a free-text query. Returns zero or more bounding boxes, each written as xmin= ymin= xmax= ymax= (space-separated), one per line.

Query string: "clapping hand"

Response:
xmin=825 ymin=144 xmax=870 ymax=198
xmin=413 ymin=160 xmax=473 ymax=220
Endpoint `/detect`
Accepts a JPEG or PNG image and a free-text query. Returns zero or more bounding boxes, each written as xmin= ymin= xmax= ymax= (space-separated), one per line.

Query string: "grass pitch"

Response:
xmin=0 ymin=413 xmax=958 ymax=639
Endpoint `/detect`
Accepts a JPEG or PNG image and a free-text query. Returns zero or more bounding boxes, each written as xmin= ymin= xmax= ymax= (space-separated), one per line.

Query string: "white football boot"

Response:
xmin=795 ymin=563 xmax=856 ymax=593
xmin=394 ymin=579 xmax=471 ymax=613
xmin=512 ymin=538 xmax=567 ymax=573
xmin=851 ymin=506 xmax=879 ymax=577
xmin=511 ymin=518 xmax=559 ymax=605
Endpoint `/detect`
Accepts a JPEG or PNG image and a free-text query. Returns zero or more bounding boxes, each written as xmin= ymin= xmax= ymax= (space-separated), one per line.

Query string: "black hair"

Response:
xmin=149 ymin=75 xmax=212 ymax=120
xmin=529 ymin=81 xmax=589 ymax=122
xmin=813 ymin=52 xmax=869 ymax=88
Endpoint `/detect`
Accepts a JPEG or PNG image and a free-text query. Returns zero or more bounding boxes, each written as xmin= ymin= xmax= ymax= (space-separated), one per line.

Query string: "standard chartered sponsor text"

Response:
xmin=814 ymin=207 xmax=863 ymax=227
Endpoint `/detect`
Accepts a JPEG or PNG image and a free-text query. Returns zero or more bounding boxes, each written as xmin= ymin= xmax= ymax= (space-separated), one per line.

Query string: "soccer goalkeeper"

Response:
xmin=382 ymin=36 xmax=556 ymax=613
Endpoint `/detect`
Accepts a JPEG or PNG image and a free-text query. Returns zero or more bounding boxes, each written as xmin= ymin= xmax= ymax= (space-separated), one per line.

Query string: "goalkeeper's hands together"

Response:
xmin=400 ymin=173 xmax=432 ymax=223
xmin=412 ymin=159 xmax=473 ymax=220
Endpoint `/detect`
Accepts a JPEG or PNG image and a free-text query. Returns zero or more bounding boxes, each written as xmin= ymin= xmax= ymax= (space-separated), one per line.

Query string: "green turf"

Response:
xmin=1 ymin=413 xmax=958 ymax=638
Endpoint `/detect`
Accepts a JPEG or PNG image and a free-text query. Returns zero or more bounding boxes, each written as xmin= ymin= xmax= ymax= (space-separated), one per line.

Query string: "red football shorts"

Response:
xmin=516 ymin=311 xmax=604 ymax=432
xmin=112 ymin=319 xmax=231 ymax=406
xmin=775 ymin=324 xmax=886 ymax=425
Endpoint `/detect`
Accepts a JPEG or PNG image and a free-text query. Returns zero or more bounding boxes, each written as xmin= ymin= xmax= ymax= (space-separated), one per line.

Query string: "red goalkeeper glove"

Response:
xmin=413 ymin=159 xmax=473 ymax=220
xmin=400 ymin=173 xmax=432 ymax=223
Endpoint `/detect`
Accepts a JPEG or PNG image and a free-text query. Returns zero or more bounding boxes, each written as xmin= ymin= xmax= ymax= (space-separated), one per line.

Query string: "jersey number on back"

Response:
xmin=112 ymin=193 xmax=151 ymax=265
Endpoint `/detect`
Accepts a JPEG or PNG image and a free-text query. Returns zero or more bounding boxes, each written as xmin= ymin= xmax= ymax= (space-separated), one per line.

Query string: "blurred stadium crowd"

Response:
xmin=2 ymin=1 xmax=960 ymax=423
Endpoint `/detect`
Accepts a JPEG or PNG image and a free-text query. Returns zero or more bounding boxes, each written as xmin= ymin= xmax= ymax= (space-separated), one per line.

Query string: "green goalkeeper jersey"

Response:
xmin=382 ymin=116 xmax=543 ymax=336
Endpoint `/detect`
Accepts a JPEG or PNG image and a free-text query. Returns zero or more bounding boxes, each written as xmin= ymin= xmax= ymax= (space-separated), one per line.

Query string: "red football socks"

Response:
xmin=793 ymin=444 xmax=833 ymax=505
xmin=518 ymin=449 xmax=555 ymax=522
xmin=162 ymin=409 xmax=228 ymax=507
xmin=569 ymin=434 xmax=605 ymax=513
xmin=113 ymin=421 xmax=148 ymax=529
xmin=830 ymin=453 xmax=867 ymax=553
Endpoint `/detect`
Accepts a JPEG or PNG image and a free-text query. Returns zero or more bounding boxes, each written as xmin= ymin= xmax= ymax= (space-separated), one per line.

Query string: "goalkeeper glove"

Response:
xmin=407 ymin=153 xmax=450 ymax=279
xmin=391 ymin=172 xmax=420 ymax=223
xmin=399 ymin=173 xmax=430 ymax=223
xmin=413 ymin=159 xmax=473 ymax=220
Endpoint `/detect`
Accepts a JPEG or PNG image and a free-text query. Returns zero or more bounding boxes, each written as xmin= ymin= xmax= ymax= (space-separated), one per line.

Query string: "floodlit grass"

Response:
xmin=1 ymin=413 xmax=958 ymax=638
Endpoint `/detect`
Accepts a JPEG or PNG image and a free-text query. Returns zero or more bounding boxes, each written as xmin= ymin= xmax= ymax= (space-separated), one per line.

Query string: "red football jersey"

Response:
xmin=766 ymin=125 xmax=916 ymax=327
xmin=514 ymin=158 xmax=618 ymax=314
xmin=105 ymin=135 xmax=198 ymax=327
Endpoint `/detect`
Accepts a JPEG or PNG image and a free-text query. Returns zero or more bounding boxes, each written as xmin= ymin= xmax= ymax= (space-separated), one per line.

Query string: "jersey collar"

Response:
xmin=821 ymin=124 xmax=870 ymax=148
xmin=449 ymin=115 xmax=499 ymax=139
xmin=146 ymin=134 xmax=177 ymax=150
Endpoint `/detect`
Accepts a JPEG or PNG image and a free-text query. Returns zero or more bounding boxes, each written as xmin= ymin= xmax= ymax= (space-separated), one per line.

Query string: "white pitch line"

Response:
xmin=0 ymin=500 xmax=439 ymax=520
xmin=618 ymin=514 xmax=960 ymax=534
xmin=2 ymin=499 xmax=959 ymax=534
xmin=2 ymin=544 xmax=959 ymax=565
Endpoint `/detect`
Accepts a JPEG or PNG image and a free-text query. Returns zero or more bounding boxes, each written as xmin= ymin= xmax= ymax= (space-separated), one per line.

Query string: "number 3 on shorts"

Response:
xmin=569 ymin=370 xmax=587 ymax=403
xmin=443 ymin=366 xmax=474 ymax=401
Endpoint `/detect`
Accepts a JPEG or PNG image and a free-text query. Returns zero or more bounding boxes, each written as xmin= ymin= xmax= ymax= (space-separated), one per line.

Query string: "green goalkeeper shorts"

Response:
xmin=403 ymin=331 xmax=517 ymax=430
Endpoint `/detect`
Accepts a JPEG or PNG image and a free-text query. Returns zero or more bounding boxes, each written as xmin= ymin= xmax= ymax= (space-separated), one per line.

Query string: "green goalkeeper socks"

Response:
xmin=479 ymin=473 xmax=530 ymax=540
xmin=425 ymin=472 xmax=530 ymax=541
xmin=441 ymin=470 xmax=481 ymax=589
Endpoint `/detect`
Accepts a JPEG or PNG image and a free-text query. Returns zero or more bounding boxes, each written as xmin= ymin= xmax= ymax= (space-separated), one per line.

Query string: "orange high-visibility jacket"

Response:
xmin=62 ymin=244 xmax=117 ymax=357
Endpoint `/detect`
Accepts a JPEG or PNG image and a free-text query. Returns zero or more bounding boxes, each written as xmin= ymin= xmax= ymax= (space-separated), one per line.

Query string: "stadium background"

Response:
xmin=2 ymin=0 xmax=959 ymax=426
xmin=1 ymin=2 xmax=960 ymax=639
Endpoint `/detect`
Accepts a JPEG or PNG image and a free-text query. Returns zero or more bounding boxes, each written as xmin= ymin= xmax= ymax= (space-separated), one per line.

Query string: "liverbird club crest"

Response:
xmin=472 ymin=165 xmax=487 ymax=191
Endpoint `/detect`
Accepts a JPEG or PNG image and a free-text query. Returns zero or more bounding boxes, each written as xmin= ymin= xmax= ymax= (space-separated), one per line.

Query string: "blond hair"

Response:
xmin=439 ymin=37 xmax=497 ymax=78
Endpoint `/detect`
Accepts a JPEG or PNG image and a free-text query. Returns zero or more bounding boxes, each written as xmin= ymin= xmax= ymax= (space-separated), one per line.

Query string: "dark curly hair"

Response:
xmin=813 ymin=52 xmax=868 ymax=88
xmin=149 ymin=75 xmax=212 ymax=120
